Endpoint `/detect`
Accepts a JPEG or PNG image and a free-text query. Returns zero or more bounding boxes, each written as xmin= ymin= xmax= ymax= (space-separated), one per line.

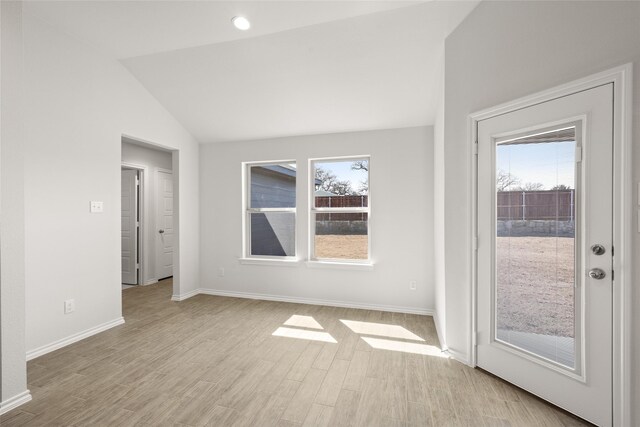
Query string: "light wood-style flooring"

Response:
xmin=1 ymin=280 xmax=589 ymax=426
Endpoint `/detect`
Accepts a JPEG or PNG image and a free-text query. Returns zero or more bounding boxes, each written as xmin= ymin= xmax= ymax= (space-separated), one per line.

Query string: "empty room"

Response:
xmin=0 ymin=1 xmax=638 ymax=426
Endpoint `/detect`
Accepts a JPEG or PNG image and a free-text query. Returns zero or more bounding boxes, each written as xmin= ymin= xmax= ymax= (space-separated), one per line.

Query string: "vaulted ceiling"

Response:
xmin=25 ymin=1 xmax=479 ymax=143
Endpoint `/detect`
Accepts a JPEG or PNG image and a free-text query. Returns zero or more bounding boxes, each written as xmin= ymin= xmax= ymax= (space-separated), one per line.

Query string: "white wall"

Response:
xmin=442 ymin=1 xmax=640 ymax=423
xmin=1 ymin=0 xmax=28 ymax=409
xmin=22 ymin=12 xmax=200 ymax=355
xmin=200 ymin=127 xmax=435 ymax=313
xmin=122 ymin=140 xmax=173 ymax=284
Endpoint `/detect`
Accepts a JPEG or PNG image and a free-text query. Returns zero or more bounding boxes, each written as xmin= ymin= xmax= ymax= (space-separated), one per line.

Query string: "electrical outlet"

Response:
xmin=64 ymin=299 xmax=75 ymax=314
xmin=90 ymin=201 xmax=104 ymax=213
xmin=409 ymin=281 xmax=417 ymax=290
xmin=218 ymin=267 xmax=225 ymax=277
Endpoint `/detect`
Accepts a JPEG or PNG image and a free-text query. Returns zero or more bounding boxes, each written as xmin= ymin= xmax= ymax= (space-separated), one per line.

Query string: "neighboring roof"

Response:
xmin=257 ymin=164 xmax=322 ymax=185
xmin=260 ymin=164 xmax=297 ymax=179
xmin=314 ymin=190 xmax=335 ymax=197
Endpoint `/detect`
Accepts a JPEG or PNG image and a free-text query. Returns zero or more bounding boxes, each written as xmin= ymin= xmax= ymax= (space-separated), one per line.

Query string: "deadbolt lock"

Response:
xmin=591 ymin=244 xmax=606 ymax=255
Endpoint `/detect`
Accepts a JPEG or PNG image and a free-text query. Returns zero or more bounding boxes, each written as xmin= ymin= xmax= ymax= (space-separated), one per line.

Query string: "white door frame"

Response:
xmin=121 ymin=162 xmax=147 ymax=285
xmin=469 ymin=64 xmax=633 ymax=426
xmin=121 ymin=134 xmax=180 ymax=300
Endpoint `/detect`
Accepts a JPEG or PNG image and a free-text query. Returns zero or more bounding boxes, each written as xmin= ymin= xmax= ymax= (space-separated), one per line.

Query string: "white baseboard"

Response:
xmin=197 ymin=288 xmax=434 ymax=316
xmin=171 ymin=289 xmax=199 ymax=301
xmin=26 ymin=317 xmax=125 ymax=361
xmin=445 ymin=347 xmax=472 ymax=366
xmin=0 ymin=390 xmax=32 ymax=415
xmin=433 ymin=311 xmax=445 ymax=350
xmin=143 ymin=278 xmax=158 ymax=286
xmin=431 ymin=312 xmax=473 ymax=367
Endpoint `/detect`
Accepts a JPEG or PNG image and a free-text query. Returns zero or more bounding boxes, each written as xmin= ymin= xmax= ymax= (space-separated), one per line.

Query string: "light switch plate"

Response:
xmin=64 ymin=299 xmax=75 ymax=314
xmin=90 ymin=201 xmax=104 ymax=213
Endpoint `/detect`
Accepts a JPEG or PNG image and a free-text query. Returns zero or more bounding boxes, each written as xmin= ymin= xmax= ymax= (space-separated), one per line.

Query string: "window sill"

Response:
xmin=238 ymin=257 xmax=300 ymax=267
xmin=305 ymin=260 xmax=374 ymax=271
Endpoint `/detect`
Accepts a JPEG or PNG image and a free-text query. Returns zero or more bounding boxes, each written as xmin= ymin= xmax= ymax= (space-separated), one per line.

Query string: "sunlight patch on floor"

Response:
xmin=283 ymin=315 xmax=324 ymax=330
xmin=361 ymin=337 xmax=448 ymax=357
xmin=272 ymin=327 xmax=337 ymax=343
xmin=340 ymin=319 xmax=424 ymax=341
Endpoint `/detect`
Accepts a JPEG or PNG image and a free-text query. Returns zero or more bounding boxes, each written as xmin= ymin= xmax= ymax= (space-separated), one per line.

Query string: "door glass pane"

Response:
xmin=495 ymin=126 xmax=577 ymax=369
xmin=314 ymin=212 xmax=368 ymax=260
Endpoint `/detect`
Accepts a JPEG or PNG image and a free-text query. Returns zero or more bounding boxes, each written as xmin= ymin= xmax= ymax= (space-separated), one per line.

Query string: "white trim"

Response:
xmin=433 ymin=311 xmax=446 ymax=350
xmin=444 ymin=348 xmax=472 ymax=366
xmin=171 ymin=288 xmax=199 ymax=301
xmin=121 ymin=162 xmax=147 ymax=286
xmin=239 ymin=257 xmax=300 ymax=267
xmin=173 ymin=288 xmax=432 ymax=315
xmin=155 ymin=167 xmax=172 ymax=175
xmin=469 ymin=63 xmax=633 ymax=426
xmin=121 ymin=135 xmax=180 ymax=300
xmin=242 ymin=159 xmax=298 ymax=260
xmin=198 ymin=288 xmax=432 ymax=315
xmin=26 ymin=317 xmax=125 ymax=361
xmin=0 ymin=390 xmax=32 ymax=415
xmin=308 ymin=155 xmax=371 ymax=263
xmin=611 ymin=63 xmax=633 ymax=427
xmin=143 ymin=278 xmax=158 ymax=286
xmin=305 ymin=260 xmax=374 ymax=271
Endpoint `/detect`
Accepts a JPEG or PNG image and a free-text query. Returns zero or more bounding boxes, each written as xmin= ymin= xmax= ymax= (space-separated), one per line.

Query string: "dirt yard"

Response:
xmin=497 ymin=236 xmax=575 ymax=338
xmin=315 ymin=235 xmax=574 ymax=337
xmin=315 ymin=235 xmax=368 ymax=260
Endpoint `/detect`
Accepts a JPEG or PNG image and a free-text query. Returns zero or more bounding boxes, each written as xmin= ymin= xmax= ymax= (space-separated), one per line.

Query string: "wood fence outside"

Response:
xmin=497 ymin=190 xmax=574 ymax=221
xmin=315 ymin=195 xmax=368 ymax=221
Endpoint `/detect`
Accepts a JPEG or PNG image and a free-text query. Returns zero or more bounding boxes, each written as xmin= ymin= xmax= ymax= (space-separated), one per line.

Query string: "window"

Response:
xmin=245 ymin=162 xmax=296 ymax=258
xmin=310 ymin=157 xmax=370 ymax=262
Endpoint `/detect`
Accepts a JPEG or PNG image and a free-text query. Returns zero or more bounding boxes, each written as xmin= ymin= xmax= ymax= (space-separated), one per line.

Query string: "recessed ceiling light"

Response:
xmin=232 ymin=16 xmax=251 ymax=31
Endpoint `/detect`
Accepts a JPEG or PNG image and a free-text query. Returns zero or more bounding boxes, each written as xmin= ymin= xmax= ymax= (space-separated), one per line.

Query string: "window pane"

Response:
xmin=314 ymin=212 xmax=368 ymax=260
xmin=250 ymin=212 xmax=295 ymax=256
xmin=495 ymin=126 xmax=577 ymax=369
xmin=250 ymin=164 xmax=296 ymax=208
xmin=314 ymin=159 xmax=368 ymax=208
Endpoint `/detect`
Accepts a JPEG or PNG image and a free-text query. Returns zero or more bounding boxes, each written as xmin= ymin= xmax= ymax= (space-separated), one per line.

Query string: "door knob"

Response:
xmin=588 ymin=268 xmax=606 ymax=280
xmin=591 ymin=244 xmax=606 ymax=255
xmin=159 ymin=229 xmax=165 ymax=234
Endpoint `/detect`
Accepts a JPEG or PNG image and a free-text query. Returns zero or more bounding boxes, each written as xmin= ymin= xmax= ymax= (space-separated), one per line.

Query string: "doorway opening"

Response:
xmin=121 ymin=136 xmax=176 ymax=298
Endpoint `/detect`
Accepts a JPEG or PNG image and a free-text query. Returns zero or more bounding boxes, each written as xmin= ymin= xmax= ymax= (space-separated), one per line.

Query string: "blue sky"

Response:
xmin=496 ymin=141 xmax=575 ymax=190
xmin=315 ymin=159 xmax=368 ymax=191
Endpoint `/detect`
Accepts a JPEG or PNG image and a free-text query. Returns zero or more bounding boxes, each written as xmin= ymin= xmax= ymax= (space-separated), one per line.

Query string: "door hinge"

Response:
xmin=611 ymin=270 xmax=614 ymax=280
xmin=473 ymin=236 xmax=478 ymax=250
xmin=136 ymin=263 xmax=140 ymax=270
xmin=473 ymin=141 xmax=479 ymax=155
xmin=575 ymin=146 xmax=583 ymax=162
xmin=472 ymin=331 xmax=478 ymax=346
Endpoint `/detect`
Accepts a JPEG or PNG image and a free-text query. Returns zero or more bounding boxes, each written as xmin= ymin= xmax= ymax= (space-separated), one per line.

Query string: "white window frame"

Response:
xmin=309 ymin=156 xmax=371 ymax=264
xmin=242 ymin=160 xmax=298 ymax=261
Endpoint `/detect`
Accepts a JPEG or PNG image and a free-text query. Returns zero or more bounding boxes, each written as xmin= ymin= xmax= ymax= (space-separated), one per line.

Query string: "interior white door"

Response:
xmin=477 ymin=84 xmax=613 ymax=426
xmin=156 ymin=170 xmax=174 ymax=280
xmin=121 ymin=169 xmax=138 ymax=285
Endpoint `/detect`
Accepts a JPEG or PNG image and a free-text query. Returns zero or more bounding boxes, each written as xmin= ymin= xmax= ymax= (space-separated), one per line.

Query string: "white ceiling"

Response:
xmin=25 ymin=1 xmax=478 ymax=143
xmin=25 ymin=1 xmax=423 ymax=59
